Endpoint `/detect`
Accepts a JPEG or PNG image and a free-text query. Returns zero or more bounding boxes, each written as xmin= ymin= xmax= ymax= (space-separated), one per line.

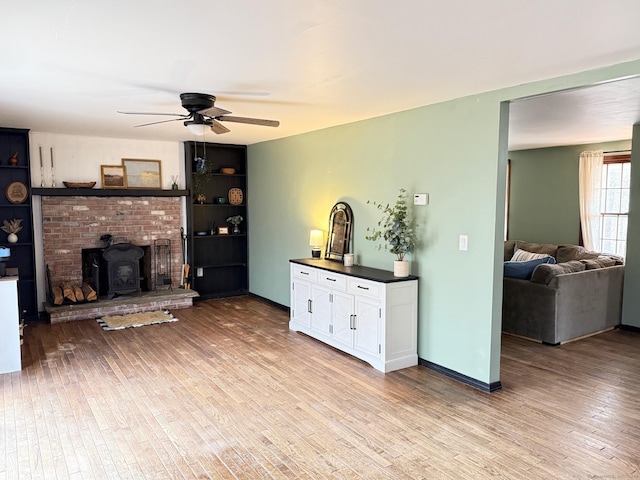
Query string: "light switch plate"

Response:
xmin=196 ymin=267 xmax=204 ymax=277
xmin=459 ymin=235 xmax=468 ymax=251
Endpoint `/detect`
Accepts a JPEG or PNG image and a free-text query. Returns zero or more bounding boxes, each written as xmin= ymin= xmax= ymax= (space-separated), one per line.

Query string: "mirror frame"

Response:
xmin=324 ymin=202 xmax=353 ymax=261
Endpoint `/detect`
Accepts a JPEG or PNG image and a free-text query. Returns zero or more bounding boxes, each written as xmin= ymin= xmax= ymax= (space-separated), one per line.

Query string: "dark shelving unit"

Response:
xmin=184 ymin=141 xmax=248 ymax=300
xmin=0 ymin=127 xmax=38 ymax=321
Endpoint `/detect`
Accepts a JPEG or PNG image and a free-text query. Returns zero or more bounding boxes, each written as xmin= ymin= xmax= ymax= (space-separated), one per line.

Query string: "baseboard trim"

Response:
xmin=248 ymin=292 xmax=289 ymax=312
xmin=619 ymin=324 xmax=640 ymax=333
xmin=419 ymin=358 xmax=502 ymax=393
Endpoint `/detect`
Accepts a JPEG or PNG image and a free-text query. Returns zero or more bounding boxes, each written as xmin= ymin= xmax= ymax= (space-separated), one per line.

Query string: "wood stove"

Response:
xmin=103 ymin=243 xmax=145 ymax=299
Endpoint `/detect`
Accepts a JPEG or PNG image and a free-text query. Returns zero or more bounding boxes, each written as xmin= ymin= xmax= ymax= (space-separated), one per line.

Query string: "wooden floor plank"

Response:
xmin=2 ymin=296 xmax=640 ymax=478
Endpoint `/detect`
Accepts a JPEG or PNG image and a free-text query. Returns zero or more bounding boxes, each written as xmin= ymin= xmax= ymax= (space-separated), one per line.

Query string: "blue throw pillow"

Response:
xmin=504 ymin=256 xmax=556 ymax=280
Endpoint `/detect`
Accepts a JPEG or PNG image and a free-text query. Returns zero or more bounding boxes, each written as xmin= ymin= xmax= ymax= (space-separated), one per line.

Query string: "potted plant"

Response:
xmin=1 ymin=218 xmax=23 ymax=244
xmin=226 ymin=215 xmax=244 ymax=234
xmin=366 ymin=188 xmax=417 ymax=277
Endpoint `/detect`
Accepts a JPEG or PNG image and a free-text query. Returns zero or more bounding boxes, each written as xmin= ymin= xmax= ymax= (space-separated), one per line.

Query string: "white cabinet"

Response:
xmin=290 ymin=259 xmax=418 ymax=373
xmin=0 ymin=277 xmax=21 ymax=374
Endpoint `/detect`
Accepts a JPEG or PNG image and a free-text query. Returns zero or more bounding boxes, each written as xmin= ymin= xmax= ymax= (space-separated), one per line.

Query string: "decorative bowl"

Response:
xmin=63 ymin=181 xmax=97 ymax=189
xmin=220 ymin=167 xmax=236 ymax=175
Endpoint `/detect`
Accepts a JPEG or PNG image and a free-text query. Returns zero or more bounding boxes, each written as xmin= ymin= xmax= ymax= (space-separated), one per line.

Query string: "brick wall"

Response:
xmin=42 ymin=196 xmax=183 ymax=290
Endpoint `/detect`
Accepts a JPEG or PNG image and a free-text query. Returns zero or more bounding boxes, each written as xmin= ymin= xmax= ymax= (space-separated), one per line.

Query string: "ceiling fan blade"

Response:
xmin=117 ymin=111 xmax=186 ymax=117
xmin=133 ymin=117 xmax=187 ymax=128
xmin=219 ymin=115 xmax=280 ymax=127
xmin=198 ymin=106 xmax=232 ymax=117
xmin=210 ymin=119 xmax=230 ymax=134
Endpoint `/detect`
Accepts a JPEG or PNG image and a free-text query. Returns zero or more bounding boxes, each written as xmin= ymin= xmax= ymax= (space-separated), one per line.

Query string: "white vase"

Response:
xmin=7 ymin=233 xmax=18 ymax=244
xmin=394 ymin=260 xmax=409 ymax=277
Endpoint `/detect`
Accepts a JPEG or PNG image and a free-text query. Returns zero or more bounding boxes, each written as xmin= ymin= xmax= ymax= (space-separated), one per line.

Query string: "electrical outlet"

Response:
xmin=196 ymin=267 xmax=204 ymax=277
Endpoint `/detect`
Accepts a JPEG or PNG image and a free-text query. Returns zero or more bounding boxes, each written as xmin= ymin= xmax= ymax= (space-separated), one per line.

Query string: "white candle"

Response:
xmin=50 ymin=147 xmax=56 ymax=187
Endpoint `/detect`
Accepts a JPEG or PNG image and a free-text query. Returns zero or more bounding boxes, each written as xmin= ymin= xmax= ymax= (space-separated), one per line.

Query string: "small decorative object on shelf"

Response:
xmin=366 ymin=188 xmax=418 ymax=277
xmin=171 ymin=175 xmax=179 ymax=190
xmin=197 ymin=193 xmax=206 ymax=204
xmin=217 ymin=226 xmax=229 ymax=235
xmin=39 ymin=146 xmax=45 ymax=186
xmin=5 ymin=181 xmax=28 ymax=204
xmin=63 ymin=181 xmax=97 ymax=189
xmin=226 ymin=215 xmax=243 ymax=234
xmin=2 ymin=218 xmax=23 ymax=244
xmin=50 ymin=147 xmax=56 ymax=187
xmin=8 ymin=151 xmax=18 ymax=166
xmin=228 ymin=187 xmax=243 ymax=205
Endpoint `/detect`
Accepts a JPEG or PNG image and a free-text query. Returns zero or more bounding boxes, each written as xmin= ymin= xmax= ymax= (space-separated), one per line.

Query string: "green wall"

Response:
xmin=247 ymin=59 xmax=640 ymax=386
xmin=508 ymin=140 xmax=632 ymax=244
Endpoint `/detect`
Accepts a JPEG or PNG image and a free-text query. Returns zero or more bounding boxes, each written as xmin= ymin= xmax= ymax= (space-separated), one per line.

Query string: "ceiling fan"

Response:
xmin=118 ymin=92 xmax=279 ymax=135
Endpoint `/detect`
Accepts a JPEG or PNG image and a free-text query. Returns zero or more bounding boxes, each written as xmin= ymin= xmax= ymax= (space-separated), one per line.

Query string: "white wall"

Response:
xmin=28 ymin=132 xmax=185 ymax=311
xmin=29 ymin=132 xmax=184 ymax=189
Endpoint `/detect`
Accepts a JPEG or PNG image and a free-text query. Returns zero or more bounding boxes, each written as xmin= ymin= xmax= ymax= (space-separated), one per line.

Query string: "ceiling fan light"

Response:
xmin=186 ymin=122 xmax=208 ymax=136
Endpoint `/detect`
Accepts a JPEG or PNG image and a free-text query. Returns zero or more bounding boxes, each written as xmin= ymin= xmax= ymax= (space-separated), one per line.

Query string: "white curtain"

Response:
xmin=579 ymin=150 xmax=604 ymax=251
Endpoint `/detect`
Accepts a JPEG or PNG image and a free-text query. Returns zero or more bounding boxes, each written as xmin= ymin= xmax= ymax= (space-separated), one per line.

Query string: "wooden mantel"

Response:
xmin=32 ymin=188 xmax=189 ymax=197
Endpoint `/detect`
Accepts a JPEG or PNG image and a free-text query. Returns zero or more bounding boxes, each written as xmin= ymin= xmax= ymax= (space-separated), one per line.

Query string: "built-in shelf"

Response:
xmin=194 ymin=234 xmax=247 ymax=239
xmin=32 ymin=188 xmax=190 ymax=197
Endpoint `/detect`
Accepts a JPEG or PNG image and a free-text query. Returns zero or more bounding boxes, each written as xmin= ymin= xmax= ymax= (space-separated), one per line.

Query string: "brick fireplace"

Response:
xmin=41 ymin=194 xmax=195 ymax=323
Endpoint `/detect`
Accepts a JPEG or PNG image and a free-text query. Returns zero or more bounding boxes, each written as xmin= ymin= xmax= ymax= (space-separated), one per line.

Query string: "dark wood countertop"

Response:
xmin=290 ymin=258 xmax=418 ymax=283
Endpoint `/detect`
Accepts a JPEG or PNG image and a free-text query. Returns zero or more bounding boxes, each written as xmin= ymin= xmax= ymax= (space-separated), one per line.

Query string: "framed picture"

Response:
xmin=101 ymin=165 xmax=127 ymax=189
xmin=217 ymin=226 xmax=229 ymax=235
xmin=122 ymin=159 xmax=162 ymax=189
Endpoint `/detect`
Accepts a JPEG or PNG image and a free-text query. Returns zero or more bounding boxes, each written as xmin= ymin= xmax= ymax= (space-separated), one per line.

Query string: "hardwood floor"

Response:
xmin=2 ymin=296 xmax=639 ymax=479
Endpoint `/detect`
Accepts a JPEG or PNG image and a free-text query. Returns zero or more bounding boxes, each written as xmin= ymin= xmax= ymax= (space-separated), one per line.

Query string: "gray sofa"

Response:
xmin=502 ymin=240 xmax=624 ymax=345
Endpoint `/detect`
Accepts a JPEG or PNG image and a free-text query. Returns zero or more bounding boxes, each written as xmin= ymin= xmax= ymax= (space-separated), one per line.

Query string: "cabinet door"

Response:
xmin=291 ymin=280 xmax=312 ymax=328
xmin=310 ymin=284 xmax=331 ymax=336
xmin=331 ymin=290 xmax=354 ymax=349
xmin=353 ymin=296 xmax=381 ymax=358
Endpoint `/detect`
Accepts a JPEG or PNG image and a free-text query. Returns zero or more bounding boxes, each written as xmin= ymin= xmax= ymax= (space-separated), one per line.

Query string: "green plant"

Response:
xmin=226 ymin=215 xmax=243 ymax=226
xmin=365 ymin=188 xmax=417 ymax=261
xmin=1 ymin=218 xmax=23 ymax=234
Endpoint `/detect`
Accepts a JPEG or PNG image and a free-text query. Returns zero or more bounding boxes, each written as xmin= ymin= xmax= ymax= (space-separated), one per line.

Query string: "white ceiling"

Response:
xmin=1 ymin=1 xmax=640 ymax=149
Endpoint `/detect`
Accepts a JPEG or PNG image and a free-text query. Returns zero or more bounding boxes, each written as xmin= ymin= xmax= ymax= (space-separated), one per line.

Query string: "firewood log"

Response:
xmin=60 ymin=282 xmax=76 ymax=303
xmin=74 ymin=284 xmax=84 ymax=302
xmin=82 ymin=283 xmax=97 ymax=301
xmin=52 ymin=286 xmax=63 ymax=305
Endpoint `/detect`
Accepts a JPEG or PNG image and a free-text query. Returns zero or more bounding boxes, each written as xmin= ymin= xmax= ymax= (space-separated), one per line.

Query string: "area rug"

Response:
xmin=96 ymin=310 xmax=178 ymax=330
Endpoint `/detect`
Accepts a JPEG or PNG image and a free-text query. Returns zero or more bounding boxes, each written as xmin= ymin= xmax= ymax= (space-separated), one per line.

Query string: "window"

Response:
xmin=598 ymin=154 xmax=631 ymax=257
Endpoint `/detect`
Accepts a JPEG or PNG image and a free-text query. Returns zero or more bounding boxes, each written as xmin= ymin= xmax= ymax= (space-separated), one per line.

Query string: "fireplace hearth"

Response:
xmin=41 ymin=194 xmax=193 ymax=323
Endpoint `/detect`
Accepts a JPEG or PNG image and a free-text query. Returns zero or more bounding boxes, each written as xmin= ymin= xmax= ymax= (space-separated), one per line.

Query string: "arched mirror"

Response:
xmin=325 ymin=202 xmax=353 ymax=261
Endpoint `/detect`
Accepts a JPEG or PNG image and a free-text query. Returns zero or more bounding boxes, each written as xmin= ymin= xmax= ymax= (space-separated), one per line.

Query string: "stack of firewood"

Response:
xmin=51 ymin=282 xmax=98 ymax=305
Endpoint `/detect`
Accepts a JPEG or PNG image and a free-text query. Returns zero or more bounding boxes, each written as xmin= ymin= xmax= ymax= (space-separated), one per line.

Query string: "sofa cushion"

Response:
xmin=511 ymin=248 xmax=553 ymax=262
xmin=504 ymin=240 xmax=516 ymax=261
xmin=515 ymin=241 xmax=558 ymax=258
xmin=556 ymin=245 xmax=601 ymax=263
xmin=580 ymin=256 xmax=617 ymax=270
xmin=504 ymin=256 xmax=557 ymax=280
xmin=530 ymin=260 xmax=586 ymax=285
